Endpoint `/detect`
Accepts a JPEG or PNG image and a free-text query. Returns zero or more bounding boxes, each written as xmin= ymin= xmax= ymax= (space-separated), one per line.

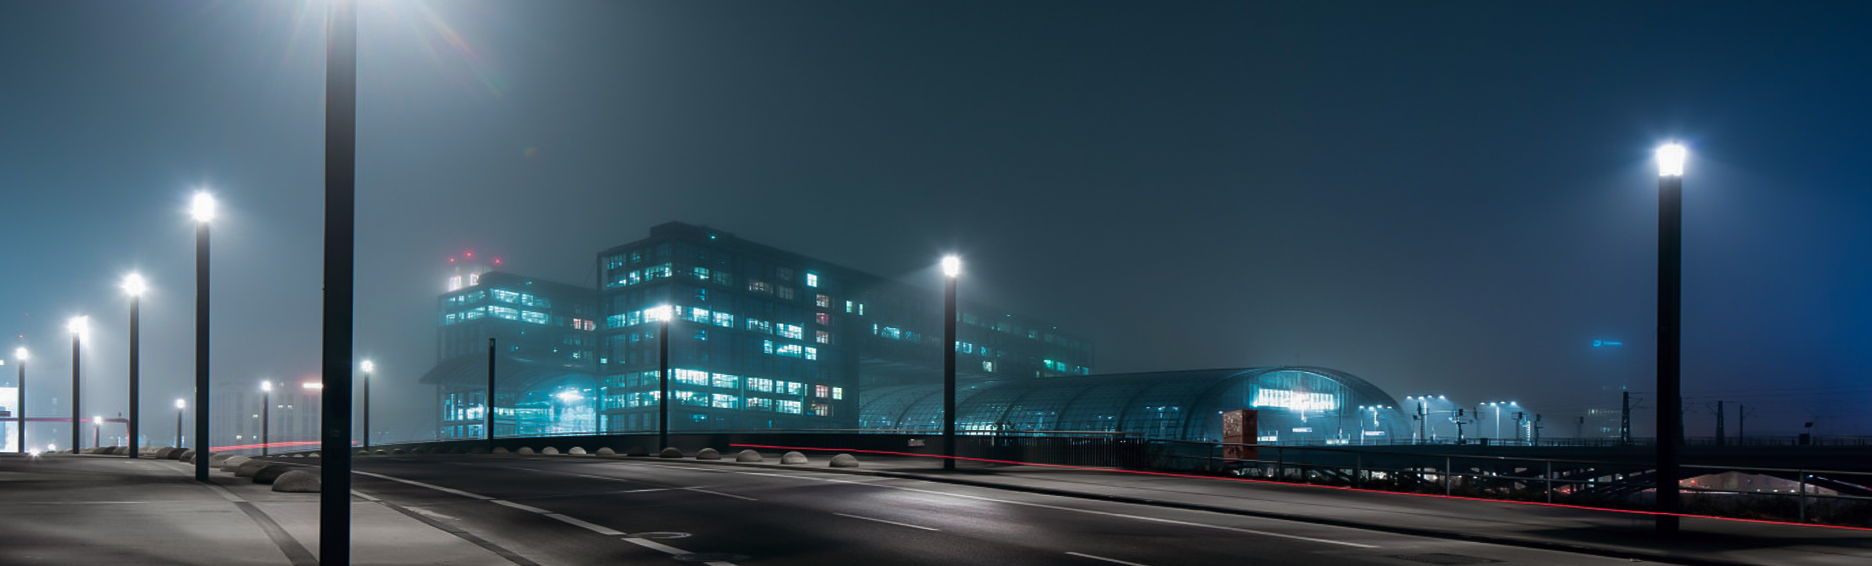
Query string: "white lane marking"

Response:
xmin=684 ymin=487 xmax=757 ymax=501
xmin=350 ymin=490 xmax=381 ymax=502
xmin=354 ymin=470 xmax=493 ymax=500
xmin=492 ymin=499 xmax=552 ymax=514
xmin=833 ymin=512 xmax=941 ymax=531
xmin=1067 ymin=552 xmax=1152 ymax=566
xmin=622 ymin=537 xmax=691 ymax=555
xmin=544 ymin=513 xmax=625 ymax=536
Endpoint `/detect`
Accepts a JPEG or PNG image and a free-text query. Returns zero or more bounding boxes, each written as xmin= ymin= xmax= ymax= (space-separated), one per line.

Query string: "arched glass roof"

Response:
xmin=859 ymin=367 xmax=1411 ymax=443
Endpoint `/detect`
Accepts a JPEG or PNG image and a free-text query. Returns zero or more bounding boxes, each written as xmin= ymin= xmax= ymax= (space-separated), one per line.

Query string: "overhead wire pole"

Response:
xmin=319 ymin=0 xmax=358 ymax=563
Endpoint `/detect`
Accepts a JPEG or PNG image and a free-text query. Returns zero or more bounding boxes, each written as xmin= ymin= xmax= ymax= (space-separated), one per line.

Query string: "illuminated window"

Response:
xmin=832 ymin=387 xmax=843 ymax=400
xmin=815 ymin=294 xmax=830 ymax=308
xmin=779 ymin=324 xmax=804 ymax=340
xmin=804 ymin=346 xmax=817 ymax=361
xmin=746 ymin=318 xmax=772 ymax=334
xmin=786 ymin=382 xmax=804 ymax=396
xmin=845 ymin=300 xmax=853 ymax=313
xmin=711 ymin=394 xmax=738 ymax=409
xmin=763 ymin=340 xmax=775 ymax=354
xmin=748 ymin=280 xmax=771 ymax=294
xmin=448 ymin=276 xmax=464 ymax=291
xmin=815 ymin=385 xmax=830 ymax=398
xmin=693 ymin=267 xmax=710 ymax=280
xmin=747 ymin=397 xmax=774 ymax=411
xmin=815 ymin=312 xmax=830 ymax=326
xmin=748 ymin=378 xmax=774 ymax=393
xmin=815 ymin=330 xmax=831 ymax=345
xmin=712 ymin=312 xmax=734 ymax=328
xmin=779 ymin=400 xmax=802 ymax=414
xmin=810 ymin=403 xmax=831 ymax=417
xmin=805 ymin=273 xmax=819 ymax=287
xmin=711 ymin=373 xmax=738 ymax=388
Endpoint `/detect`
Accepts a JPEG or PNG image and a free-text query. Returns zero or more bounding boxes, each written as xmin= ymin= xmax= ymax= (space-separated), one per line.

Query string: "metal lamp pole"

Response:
xmin=361 ymin=360 xmax=372 ymax=450
xmin=191 ymin=191 xmax=215 ymax=482
xmin=655 ymin=306 xmax=671 ymax=450
xmin=175 ymin=399 xmax=185 ymax=448
xmin=941 ymin=256 xmax=959 ymax=471
xmin=14 ymin=348 xmax=26 ymax=453
xmin=261 ymin=381 xmax=271 ymax=456
xmin=123 ymin=274 xmax=146 ymax=458
xmin=68 ymin=317 xmax=85 ymax=454
xmin=1655 ymin=142 xmax=1687 ymax=535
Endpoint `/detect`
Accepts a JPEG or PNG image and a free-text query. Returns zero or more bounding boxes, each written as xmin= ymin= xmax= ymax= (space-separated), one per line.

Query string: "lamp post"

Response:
xmin=941 ymin=255 xmax=959 ymax=471
xmin=175 ymin=399 xmax=185 ymax=448
xmin=191 ymin=190 xmax=215 ymax=482
xmin=318 ymin=2 xmax=361 ymax=561
xmin=68 ymin=316 xmax=86 ymax=454
xmin=360 ymin=360 xmax=372 ymax=450
xmin=648 ymin=305 xmax=672 ymax=451
xmin=123 ymin=273 xmax=146 ymax=458
xmin=14 ymin=348 xmax=26 ymax=454
xmin=486 ymin=338 xmax=496 ymax=444
xmin=261 ymin=381 xmax=272 ymax=456
xmin=92 ymin=415 xmax=102 ymax=449
xmin=1655 ymin=142 xmax=1687 ymax=535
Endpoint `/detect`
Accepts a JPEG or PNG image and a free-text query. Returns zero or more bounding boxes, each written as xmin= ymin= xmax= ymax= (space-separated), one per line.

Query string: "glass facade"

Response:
xmin=426 ymin=266 xmax=601 ymax=439
xmin=859 ymin=367 xmax=1411 ymax=444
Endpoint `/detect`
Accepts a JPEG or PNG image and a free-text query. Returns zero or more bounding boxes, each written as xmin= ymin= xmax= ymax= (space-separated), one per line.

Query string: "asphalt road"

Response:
xmin=334 ymin=454 xmax=1636 ymax=566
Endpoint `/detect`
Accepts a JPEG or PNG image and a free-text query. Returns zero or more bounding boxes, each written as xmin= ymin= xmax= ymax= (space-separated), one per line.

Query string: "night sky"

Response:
xmin=3 ymin=1 xmax=1870 ymax=444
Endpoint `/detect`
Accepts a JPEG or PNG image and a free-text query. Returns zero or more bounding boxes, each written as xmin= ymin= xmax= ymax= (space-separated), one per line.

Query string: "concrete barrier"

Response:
xmin=373 ymin=449 xmax=388 ymax=456
xmin=659 ymin=447 xmax=683 ymax=458
xmin=829 ymin=454 xmax=860 ymax=468
xmin=235 ymin=460 xmax=272 ymax=477
xmin=695 ymin=448 xmax=721 ymax=460
xmin=781 ymin=451 xmax=808 ymax=465
xmin=517 ymin=447 xmax=536 ymax=455
xmin=272 ymin=470 xmax=320 ymax=493
xmin=541 ymin=447 xmax=560 ymax=455
xmin=596 ymin=447 xmax=616 ymax=456
xmin=253 ymin=465 xmax=295 ymax=485
xmin=735 ymin=450 xmax=763 ymax=463
xmin=209 ymin=453 xmax=232 ymax=465
xmin=626 ymin=446 xmax=648 ymax=457
xmin=180 ymin=450 xmax=196 ymax=463
xmin=568 ymin=447 xmax=588 ymax=455
xmin=492 ymin=447 xmax=510 ymax=454
xmin=307 ymin=452 xmax=319 ymax=458
xmin=220 ymin=456 xmax=253 ymax=472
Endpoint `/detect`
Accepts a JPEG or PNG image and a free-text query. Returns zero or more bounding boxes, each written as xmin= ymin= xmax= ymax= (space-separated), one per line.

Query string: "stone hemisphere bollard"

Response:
xmin=541 ymin=447 xmax=560 ymax=455
xmin=373 ymin=449 xmax=388 ymax=456
xmin=221 ymin=456 xmax=253 ymax=472
xmin=780 ymin=451 xmax=808 ymax=465
xmin=272 ymin=470 xmax=320 ymax=493
xmin=658 ymin=447 xmax=683 ymax=459
xmin=357 ymin=450 xmax=370 ymax=456
xmin=695 ymin=448 xmax=721 ymax=461
xmin=626 ymin=446 xmax=648 ymax=457
xmin=306 ymin=452 xmax=319 ymax=458
xmin=568 ymin=447 xmax=588 ymax=455
xmin=390 ymin=449 xmax=406 ymax=455
xmin=235 ymin=459 xmax=272 ymax=478
xmin=735 ymin=450 xmax=763 ymax=463
xmin=595 ymin=447 xmax=616 ymax=456
xmin=829 ymin=454 xmax=860 ymax=468
xmin=517 ymin=447 xmax=536 ymax=455
xmin=492 ymin=447 xmax=510 ymax=455
xmin=208 ymin=452 xmax=233 ymax=465
xmin=180 ymin=450 xmax=197 ymax=463
xmin=253 ymin=465 xmax=296 ymax=485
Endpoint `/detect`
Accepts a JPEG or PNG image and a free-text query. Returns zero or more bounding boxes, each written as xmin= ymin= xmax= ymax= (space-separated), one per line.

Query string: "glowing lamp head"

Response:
xmin=122 ymin=273 xmax=148 ymax=297
xmin=262 ymin=381 xmax=272 ymax=392
xmin=555 ymin=390 xmax=582 ymax=402
xmin=941 ymin=255 xmax=961 ymax=278
xmin=67 ymin=316 xmax=88 ymax=337
xmin=646 ymin=305 xmax=673 ymax=322
xmin=175 ymin=399 xmax=186 ymax=409
xmin=189 ymin=191 xmax=217 ymax=222
xmin=92 ymin=416 xmax=103 ymax=426
xmin=302 ymin=382 xmax=323 ymax=390
xmin=1656 ymin=143 xmax=1687 ymax=177
xmin=14 ymin=347 xmax=27 ymax=361
xmin=360 ymin=360 xmax=375 ymax=373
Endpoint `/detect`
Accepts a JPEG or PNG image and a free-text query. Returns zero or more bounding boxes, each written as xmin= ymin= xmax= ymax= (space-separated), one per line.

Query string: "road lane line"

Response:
xmin=622 ymin=537 xmax=691 ymax=555
xmin=833 ymin=512 xmax=941 ymax=531
xmin=492 ymin=499 xmax=552 ymax=514
xmin=1066 ymin=552 xmax=1152 ymax=566
xmin=354 ymin=470 xmax=494 ymax=500
xmin=544 ymin=513 xmax=625 ymax=536
xmin=350 ymin=490 xmax=381 ymax=502
xmin=684 ymin=487 xmax=758 ymax=501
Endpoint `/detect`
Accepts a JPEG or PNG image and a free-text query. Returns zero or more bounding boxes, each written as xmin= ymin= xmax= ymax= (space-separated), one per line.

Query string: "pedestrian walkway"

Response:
xmin=0 ymin=452 xmax=515 ymax=565
xmin=705 ymin=444 xmax=1872 ymax=566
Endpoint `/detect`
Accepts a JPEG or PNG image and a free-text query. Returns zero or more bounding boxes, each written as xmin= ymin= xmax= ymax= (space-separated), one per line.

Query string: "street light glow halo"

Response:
xmin=122 ymin=272 xmax=149 ymax=297
xmin=647 ymin=304 xmax=673 ymax=322
xmin=14 ymin=347 xmax=26 ymax=361
xmin=1657 ymin=143 xmax=1687 ymax=177
xmin=360 ymin=360 xmax=374 ymax=373
xmin=67 ymin=316 xmax=88 ymax=336
xmin=176 ymin=399 xmax=186 ymax=409
xmin=190 ymin=191 xmax=217 ymax=222
xmin=941 ymin=255 xmax=961 ymax=278
xmin=262 ymin=381 xmax=272 ymax=392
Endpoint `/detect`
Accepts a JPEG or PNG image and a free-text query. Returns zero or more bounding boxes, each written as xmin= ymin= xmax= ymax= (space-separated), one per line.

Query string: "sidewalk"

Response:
xmin=0 ymin=452 xmax=514 ymax=565
xmin=681 ymin=446 xmax=1872 ymax=566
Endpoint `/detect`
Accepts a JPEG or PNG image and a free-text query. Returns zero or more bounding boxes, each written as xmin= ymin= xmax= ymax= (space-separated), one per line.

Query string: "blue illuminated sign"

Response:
xmin=1592 ymin=340 xmax=1623 ymax=348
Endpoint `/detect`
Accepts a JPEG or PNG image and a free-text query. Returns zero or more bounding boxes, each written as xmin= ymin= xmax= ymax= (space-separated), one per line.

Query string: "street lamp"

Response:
xmin=261 ymin=381 xmax=272 ymax=456
xmin=123 ymin=272 xmax=147 ymax=458
xmin=174 ymin=399 xmax=186 ymax=448
xmin=14 ymin=347 xmax=27 ymax=454
xmin=1655 ymin=142 xmax=1687 ymax=535
xmin=360 ymin=360 xmax=373 ymax=450
xmin=92 ymin=415 xmax=103 ymax=450
xmin=191 ymin=190 xmax=215 ymax=482
xmin=647 ymin=305 xmax=673 ymax=451
xmin=940 ymin=255 xmax=960 ymax=471
xmin=68 ymin=316 xmax=86 ymax=454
